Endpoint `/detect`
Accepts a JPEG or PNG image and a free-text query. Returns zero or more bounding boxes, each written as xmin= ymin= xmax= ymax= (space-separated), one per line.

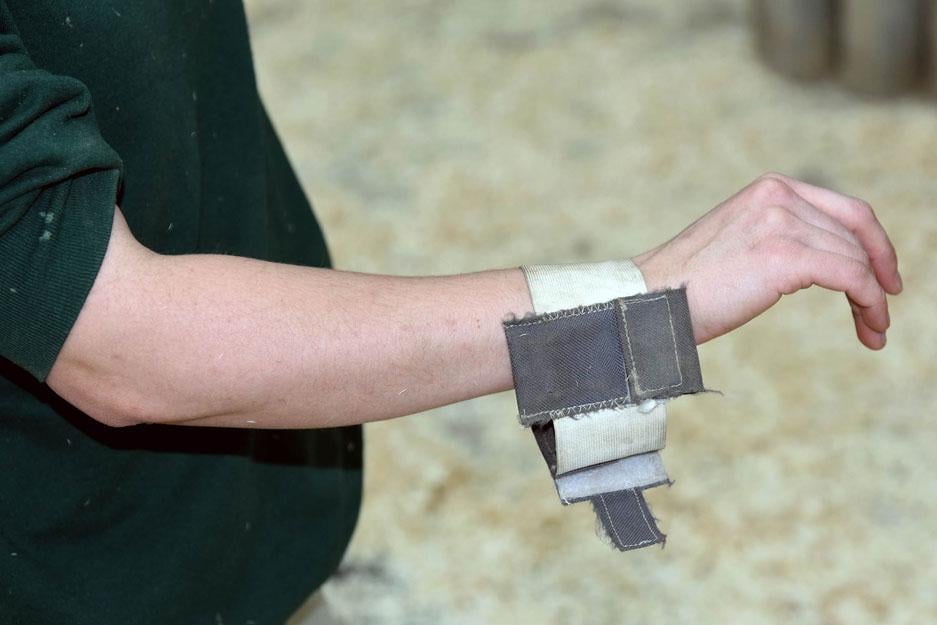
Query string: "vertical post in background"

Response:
xmin=929 ymin=0 xmax=937 ymax=92
xmin=752 ymin=0 xmax=836 ymax=81
xmin=840 ymin=0 xmax=925 ymax=95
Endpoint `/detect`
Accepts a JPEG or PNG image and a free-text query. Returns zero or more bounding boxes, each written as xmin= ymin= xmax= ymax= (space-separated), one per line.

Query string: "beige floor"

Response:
xmin=245 ymin=1 xmax=937 ymax=623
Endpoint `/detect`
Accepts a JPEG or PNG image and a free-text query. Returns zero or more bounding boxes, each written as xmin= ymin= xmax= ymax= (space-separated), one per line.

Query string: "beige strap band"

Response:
xmin=553 ymin=402 xmax=666 ymax=475
xmin=523 ymin=261 xmax=648 ymax=314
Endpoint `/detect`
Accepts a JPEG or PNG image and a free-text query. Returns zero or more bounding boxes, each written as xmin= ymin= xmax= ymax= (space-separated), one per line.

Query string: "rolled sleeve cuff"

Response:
xmin=0 ymin=168 xmax=119 ymax=380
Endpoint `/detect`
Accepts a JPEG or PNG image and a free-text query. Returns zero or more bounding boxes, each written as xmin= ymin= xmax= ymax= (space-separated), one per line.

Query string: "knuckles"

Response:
xmin=843 ymin=196 xmax=877 ymax=227
xmin=851 ymin=198 xmax=874 ymax=220
xmin=748 ymin=174 xmax=796 ymax=206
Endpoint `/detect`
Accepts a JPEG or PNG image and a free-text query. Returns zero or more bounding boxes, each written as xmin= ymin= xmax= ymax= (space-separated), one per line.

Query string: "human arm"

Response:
xmin=44 ymin=174 xmax=901 ymax=429
xmin=47 ymin=209 xmax=533 ymax=428
xmin=0 ymin=3 xmax=535 ymax=430
xmin=0 ymin=5 xmax=898 ymax=430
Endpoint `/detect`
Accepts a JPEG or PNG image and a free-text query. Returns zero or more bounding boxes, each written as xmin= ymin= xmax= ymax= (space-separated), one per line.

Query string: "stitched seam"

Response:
xmin=620 ymin=295 xmax=684 ymax=394
xmin=632 ymin=487 xmax=658 ymax=545
xmin=519 ymin=396 xmax=631 ymax=425
xmin=600 ymin=491 xmax=656 ymax=549
xmin=658 ymin=296 xmax=684 ymax=390
xmin=599 ymin=494 xmax=624 ymax=547
xmin=505 ymin=301 xmax=615 ymax=328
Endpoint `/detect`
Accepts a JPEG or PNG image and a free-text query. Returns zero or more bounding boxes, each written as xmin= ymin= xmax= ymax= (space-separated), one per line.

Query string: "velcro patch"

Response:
xmin=505 ymin=288 xmax=703 ymax=426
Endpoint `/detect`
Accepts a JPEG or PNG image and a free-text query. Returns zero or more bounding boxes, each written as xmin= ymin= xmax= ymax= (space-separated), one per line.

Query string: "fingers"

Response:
xmin=789 ymin=220 xmax=868 ymax=266
xmin=785 ymin=245 xmax=889 ymax=350
xmin=848 ymin=294 xmax=886 ymax=350
xmin=782 ymin=212 xmax=887 ymax=343
xmin=785 ymin=195 xmax=861 ymax=249
xmin=764 ymin=174 xmax=903 ymax=295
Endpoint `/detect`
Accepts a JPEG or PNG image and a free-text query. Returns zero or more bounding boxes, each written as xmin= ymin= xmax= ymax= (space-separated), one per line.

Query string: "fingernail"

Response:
xmin=880 ymin=332 xmax=887 ymax=347
xmin=897 ymin=272 xmax=904 ymax=292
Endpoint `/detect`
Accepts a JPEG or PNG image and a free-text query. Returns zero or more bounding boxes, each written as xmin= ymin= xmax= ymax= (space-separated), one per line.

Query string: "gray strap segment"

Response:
xmin=531 ymin=415 xmax=667 ymax=548
xmin=530 ymin=420 xmax=561 ymax=476
xmin=505 ymin=288 xmax=703 ymax=426
xmin=617 ymin=290 xmax=703 ymax=402
xmin=591 ymin=488 xmax=666 ymax=551
xmin=507 ymin=303 xmax=630 ymax=425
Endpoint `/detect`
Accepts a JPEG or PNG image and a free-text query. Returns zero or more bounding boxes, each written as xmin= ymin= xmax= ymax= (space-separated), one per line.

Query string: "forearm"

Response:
xmin=48 ymin=210 xmax=533 ymax=428
xmin=48 ymin=174 xmax=903 ymax=429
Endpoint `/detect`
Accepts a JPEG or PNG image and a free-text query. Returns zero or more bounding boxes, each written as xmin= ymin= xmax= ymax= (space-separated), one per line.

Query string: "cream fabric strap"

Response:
xmin=521 ymin=261 xmax=667 ymax=474
xmin=553 ymin=402 xmax=665 ymax=475
xmin=523 ymin=260 xmax=648 ymax=314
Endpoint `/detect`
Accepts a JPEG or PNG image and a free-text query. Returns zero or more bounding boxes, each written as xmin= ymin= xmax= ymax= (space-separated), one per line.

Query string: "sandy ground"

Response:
xmin=244 ymin=1 xmax=937 ymax=623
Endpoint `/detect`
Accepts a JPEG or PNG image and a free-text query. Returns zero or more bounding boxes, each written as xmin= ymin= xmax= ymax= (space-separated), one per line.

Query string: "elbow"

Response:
xmin=85 ymin=392 xmax=156 ymax=428
xmin=40 ymin=209 xmax=168 ymax=428
xmin=47 ymin=368 xmax=164 ymax=428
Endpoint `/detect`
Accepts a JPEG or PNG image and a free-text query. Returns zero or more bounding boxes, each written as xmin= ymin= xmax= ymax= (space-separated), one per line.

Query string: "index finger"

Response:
xmin=764 ymin=174 xmax=903 ymax=295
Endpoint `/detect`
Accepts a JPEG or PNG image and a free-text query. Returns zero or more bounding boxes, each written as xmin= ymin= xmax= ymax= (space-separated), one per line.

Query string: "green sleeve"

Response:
xmin=0 ymin=3 xmax=122 ymax=381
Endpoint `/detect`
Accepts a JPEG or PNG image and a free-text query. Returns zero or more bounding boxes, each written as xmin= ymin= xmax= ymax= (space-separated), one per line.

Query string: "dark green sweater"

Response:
xmin=0 ymin=2 xmax=362 ymax=623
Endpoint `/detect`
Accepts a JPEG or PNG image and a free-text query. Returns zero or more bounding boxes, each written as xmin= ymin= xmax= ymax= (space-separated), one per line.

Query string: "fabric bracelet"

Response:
xmin=520 ymin=261 xmax=668 ymax=474
xmin=511 ymin=260 xmax=704 ymax=551
xmin=505 ymin=289 xmax=704 ymax=425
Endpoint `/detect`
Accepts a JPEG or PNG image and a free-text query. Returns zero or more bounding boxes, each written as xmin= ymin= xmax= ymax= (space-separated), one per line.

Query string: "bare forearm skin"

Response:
xmin=48 ymin=210 xmax=533 ymax=428
xmin=48 ymin=175 xmax=903 ymax=429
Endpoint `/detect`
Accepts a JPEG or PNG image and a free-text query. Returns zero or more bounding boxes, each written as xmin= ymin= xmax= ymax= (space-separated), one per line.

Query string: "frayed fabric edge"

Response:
xmin=590 ymin=487 xmax=667 ymax=552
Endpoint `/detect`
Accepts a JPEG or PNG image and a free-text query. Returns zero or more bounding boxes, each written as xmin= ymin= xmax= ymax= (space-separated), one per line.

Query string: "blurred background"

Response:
xmin=244 ymin=1 xmax=936 ymax=623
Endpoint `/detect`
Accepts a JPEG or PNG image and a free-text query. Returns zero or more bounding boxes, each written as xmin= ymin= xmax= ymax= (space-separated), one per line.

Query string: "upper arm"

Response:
xmin=47 ymin=207 xmax=157 ymax=427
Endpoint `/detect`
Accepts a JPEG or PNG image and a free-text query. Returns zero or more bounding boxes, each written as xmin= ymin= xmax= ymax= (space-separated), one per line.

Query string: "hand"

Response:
xmin=633 ymin=173 xmax=903 ymax=350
